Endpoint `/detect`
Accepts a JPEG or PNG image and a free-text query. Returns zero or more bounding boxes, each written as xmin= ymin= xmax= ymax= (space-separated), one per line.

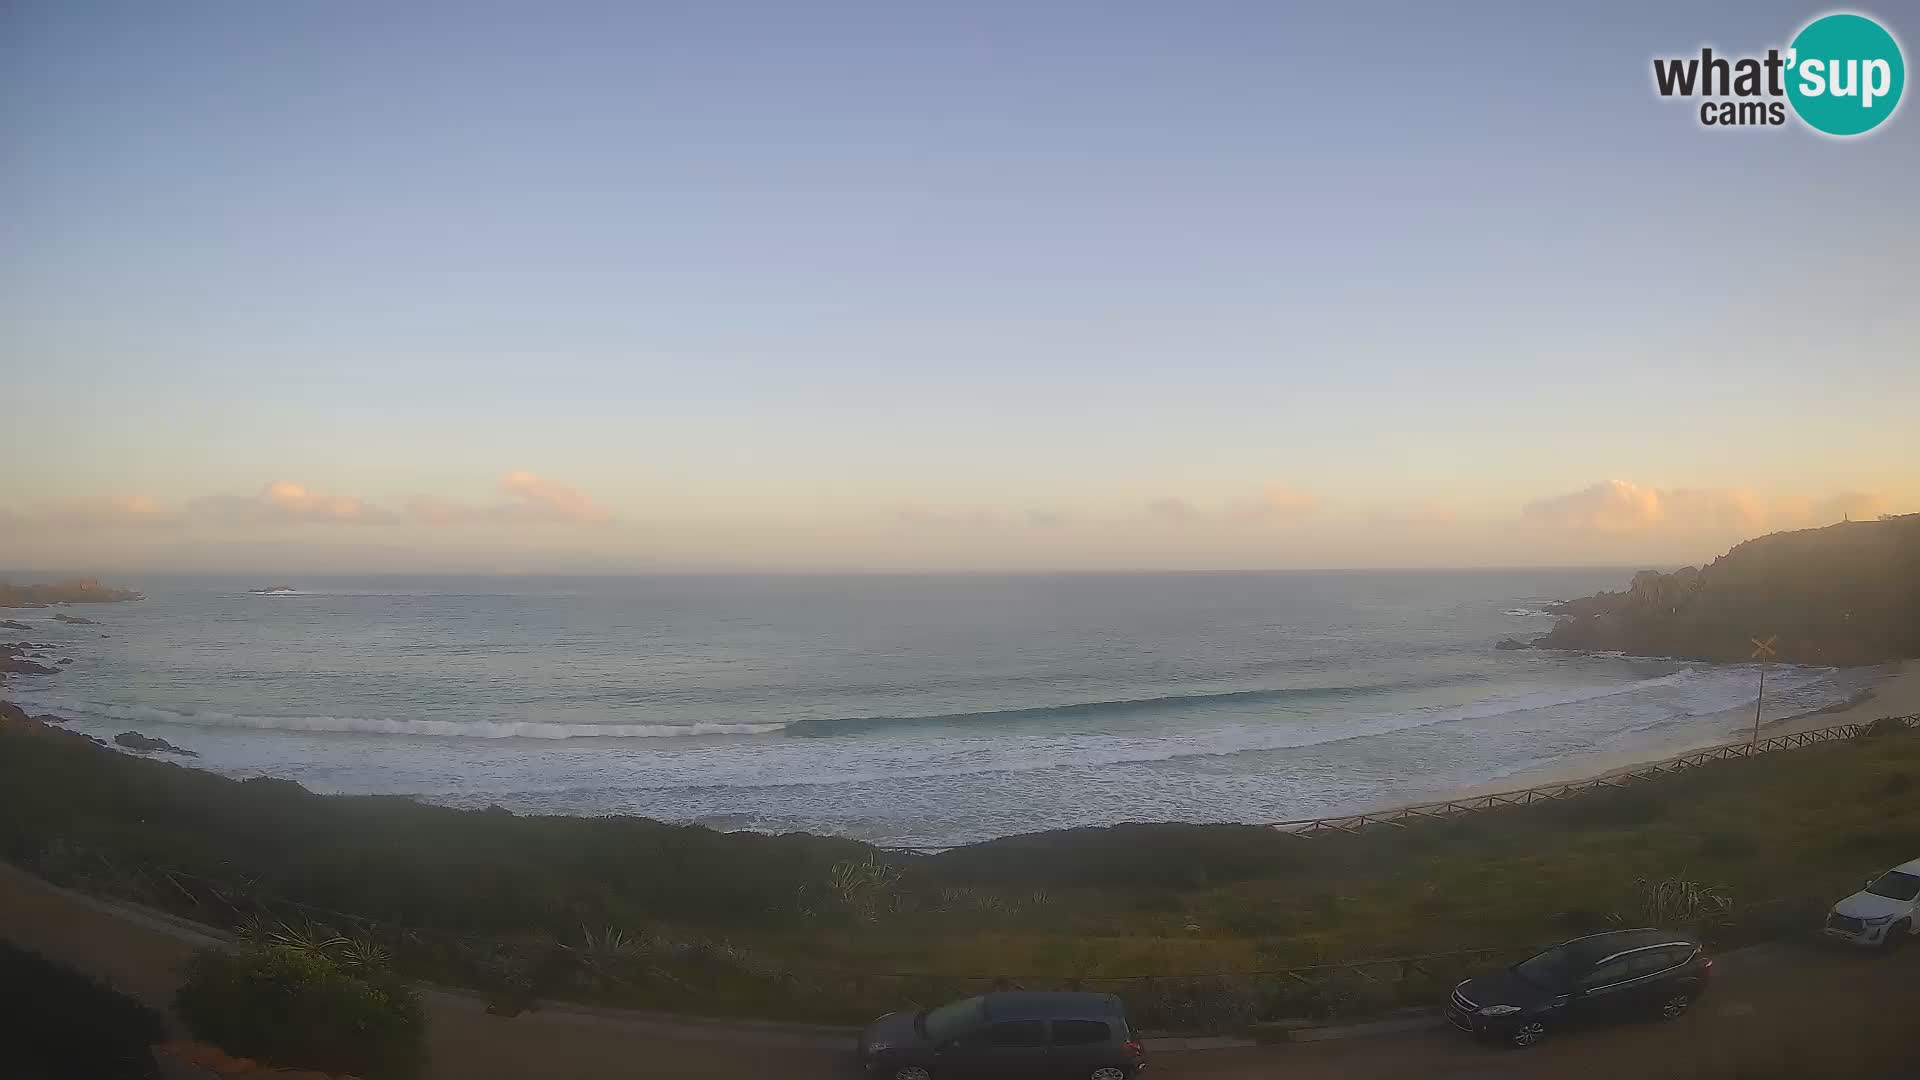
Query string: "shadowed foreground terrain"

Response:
xmin=5 ymin=701 xmax=1920 ymax=1029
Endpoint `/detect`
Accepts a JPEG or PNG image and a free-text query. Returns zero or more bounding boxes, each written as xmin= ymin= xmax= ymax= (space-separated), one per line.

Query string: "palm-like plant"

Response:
xmin=1612 ymin=876 xmax=1734 ymax=931
xmin=334 ymin=936 xmax=392 ymax=972
xmin=826 ymin=858 xmax=904 ymax=922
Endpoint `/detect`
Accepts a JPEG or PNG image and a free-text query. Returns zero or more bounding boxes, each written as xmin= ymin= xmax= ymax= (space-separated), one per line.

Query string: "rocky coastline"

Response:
xmin=0 ymin=579 xmax=196 ymax=760
xmin=1500 ymin=515 xmax=1919 ymax=666
xmin=0 ymin=578 xmax=145 ymax=608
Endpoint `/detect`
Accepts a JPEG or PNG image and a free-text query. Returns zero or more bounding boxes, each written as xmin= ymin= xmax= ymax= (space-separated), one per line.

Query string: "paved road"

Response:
xmin=3 ymin=863 xmax=1912 ymax=1079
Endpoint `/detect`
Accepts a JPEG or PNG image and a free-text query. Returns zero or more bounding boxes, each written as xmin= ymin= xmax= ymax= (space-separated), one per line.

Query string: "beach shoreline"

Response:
xmin=11 ymin=661 xmax=1915 ymax=846
xmin=1382 ymin=659 xmax=1920 ymax=816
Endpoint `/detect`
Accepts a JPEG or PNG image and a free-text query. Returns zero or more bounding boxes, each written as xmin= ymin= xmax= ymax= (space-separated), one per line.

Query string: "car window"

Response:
xmin=923 ymin=997 xmax=986 ymax=1042
xmin=1052 ymin=1019 xmax=1111 ymax=1046
xmin=1643 ymin=945 xmax=1689 ymax=972
xmin=1866 ymin=871 xmax=1920 ymax=901
xmin=1577 ymin=958 xmax=1633 ymax=988
xmin=1513 ymin=945 xmax=1578 ymax=990
xmin=1625 ymin=949 xmax=1681 ymax=976
xmin=984 ymin=1019 xmax=1048 ymax=1047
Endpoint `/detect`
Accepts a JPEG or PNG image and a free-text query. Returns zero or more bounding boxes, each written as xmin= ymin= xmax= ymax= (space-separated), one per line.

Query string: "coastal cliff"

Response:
xmin=1531 ymin=514 xmax=1920 ymax=666
xmin=0 ymin=579 xmax=144 ymax=608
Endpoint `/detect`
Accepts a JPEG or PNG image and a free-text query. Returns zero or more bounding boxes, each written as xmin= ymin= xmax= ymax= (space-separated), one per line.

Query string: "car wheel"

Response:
xmin=1659 ymin=992 xmax=1694 ymax=1019
xmin=890 ymin=1067 xmax=931 ymax=1080
xmin=1089 ymin=1069 xmax=1130 ymax=1080
xmin=1508 ymin=1020 xmax=1547 ymax=1048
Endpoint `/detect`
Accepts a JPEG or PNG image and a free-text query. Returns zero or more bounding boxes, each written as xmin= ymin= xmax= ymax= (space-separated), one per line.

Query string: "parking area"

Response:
xmin=1154 ymin=938 xmax=1915 ymax=1079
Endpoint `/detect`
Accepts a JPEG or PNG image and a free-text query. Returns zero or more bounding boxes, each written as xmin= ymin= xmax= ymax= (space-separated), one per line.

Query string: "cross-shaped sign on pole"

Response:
xmin=1750 ymin=636 xmax=1777 ymax=745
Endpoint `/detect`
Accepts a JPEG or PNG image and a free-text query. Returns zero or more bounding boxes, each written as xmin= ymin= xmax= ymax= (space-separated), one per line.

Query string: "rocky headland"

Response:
xmin=1512 ymin=514 xmax=1920 ymax=666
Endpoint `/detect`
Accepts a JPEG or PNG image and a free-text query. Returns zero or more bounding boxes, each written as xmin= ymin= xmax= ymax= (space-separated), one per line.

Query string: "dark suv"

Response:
xmin=857 ymin=991 xmax=1145 ymax=1079
xmin=1447 ymin=929 xmax=1711 ymax=1048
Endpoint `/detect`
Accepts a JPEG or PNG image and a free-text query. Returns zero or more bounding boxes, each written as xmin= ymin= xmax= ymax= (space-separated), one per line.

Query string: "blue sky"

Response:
xmin=1 ymin=2 xmax=1914 ymax=571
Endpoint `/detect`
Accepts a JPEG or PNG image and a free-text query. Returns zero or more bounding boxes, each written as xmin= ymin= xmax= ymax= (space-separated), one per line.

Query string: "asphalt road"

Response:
xmin=3 ymin=863 xmax=1912 ymax=1079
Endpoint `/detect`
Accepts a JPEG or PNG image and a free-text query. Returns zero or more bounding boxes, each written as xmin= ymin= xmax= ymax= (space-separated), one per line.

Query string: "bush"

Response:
xmin=1611 ymin=877 xmax=1733 ymax=933
xmin=175 ymin=944 xmax=423 ymax=1079
xmin=0 ymin=940 xmax=166 ymax=1080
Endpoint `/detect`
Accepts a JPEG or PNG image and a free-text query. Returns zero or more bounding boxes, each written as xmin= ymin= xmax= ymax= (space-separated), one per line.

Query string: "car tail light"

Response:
xmin=1124 ymin=1040 xmax=1144 ymax=1058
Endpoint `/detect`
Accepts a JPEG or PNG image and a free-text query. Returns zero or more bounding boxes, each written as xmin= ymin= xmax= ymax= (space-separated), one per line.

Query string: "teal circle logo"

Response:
xmin=1786 ymin=13 xmax=1905 ymax=136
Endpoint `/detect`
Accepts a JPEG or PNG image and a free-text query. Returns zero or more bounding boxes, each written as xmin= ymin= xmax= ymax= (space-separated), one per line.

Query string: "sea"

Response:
xmin=2 ymin=571 xmax=1881 ymax=849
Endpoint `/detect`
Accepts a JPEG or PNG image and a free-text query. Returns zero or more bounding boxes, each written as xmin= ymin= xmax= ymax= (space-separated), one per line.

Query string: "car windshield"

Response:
xmin=921 ymin=997 xmax=987 ymax=1042
xmin=1512 ymin=946 xmax=1578 ymax=991
xmin=1866 ymin=871 xmax=1920 ymax=901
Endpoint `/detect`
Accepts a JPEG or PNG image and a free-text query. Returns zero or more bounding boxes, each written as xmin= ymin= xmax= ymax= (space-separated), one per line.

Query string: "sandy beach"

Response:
xmin=1432 ymin=660 xmax=1920 ymax=808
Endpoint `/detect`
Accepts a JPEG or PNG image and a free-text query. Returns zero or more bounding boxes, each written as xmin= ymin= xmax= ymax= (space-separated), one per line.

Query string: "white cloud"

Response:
xmin=2 ymin=495 xmax=186 ymax=530
xmin=5 ymin=472 xmax=614 ymax=534
xmin=1525 ymin=480 xmax=1888 ymax=535
xmin=402 ymin=471 xmax=614 ymax=526
xmin=1524 ymin=480 xmax=1665 ymax=532
xmin=192 ymin=482 xmax=398 ymax=526
xmin=496 ymin=470 xmax=613 ymax=524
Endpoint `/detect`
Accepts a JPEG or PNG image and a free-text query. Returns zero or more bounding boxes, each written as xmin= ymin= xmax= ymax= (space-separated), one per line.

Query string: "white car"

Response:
xmin=1824 ymin=858 xmax=1920 ymax=947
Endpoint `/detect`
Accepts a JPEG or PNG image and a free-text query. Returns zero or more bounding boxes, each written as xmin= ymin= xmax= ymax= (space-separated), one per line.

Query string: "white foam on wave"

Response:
xmin=10 ymin=693 xmax=787 ymax=739
xmin=16 ymin=670 xmax=1703 ymax=749
xmin=13 ymin=667 xmax=1733 ymax=757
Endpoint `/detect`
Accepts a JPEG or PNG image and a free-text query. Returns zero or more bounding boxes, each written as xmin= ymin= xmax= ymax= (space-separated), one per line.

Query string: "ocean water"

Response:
xmin=3 ymin=571 xmax=1879 ymax=848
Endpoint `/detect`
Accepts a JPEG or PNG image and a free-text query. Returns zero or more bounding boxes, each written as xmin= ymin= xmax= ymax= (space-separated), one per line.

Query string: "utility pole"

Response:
xmin=1750 ymin=636 xmax=1777 ymax=745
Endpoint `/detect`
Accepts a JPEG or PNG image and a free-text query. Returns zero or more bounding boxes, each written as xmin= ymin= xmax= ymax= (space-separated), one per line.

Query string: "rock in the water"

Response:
xmin=1495 ymin=637 xmax=1532 ymax=651
xmin=0 ymin=620 xmax=31 ymax=631
xmin=52 ymin=613 xmax=100 ymax=625
xmin=0 ymin=657 xmax=59 ymax=676
xmin=113 ymin=731 xmax=198 ymax=756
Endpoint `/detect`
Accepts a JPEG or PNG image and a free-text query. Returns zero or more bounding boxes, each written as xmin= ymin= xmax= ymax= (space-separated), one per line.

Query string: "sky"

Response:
xmin=1 ymin=1 xmax=1915 ymax=573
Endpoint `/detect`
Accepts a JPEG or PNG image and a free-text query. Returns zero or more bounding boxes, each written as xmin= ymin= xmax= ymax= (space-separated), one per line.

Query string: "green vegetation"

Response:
xmin=4 ymin=720 xmax=1920 ymax=1029
xmin=0 ymin=939 xmax=167 ymax=1080
xmin=1537 ymin=514 xmax=1920 ymax=664
xmin=176 ymin=941 xmax=424 ymax=1079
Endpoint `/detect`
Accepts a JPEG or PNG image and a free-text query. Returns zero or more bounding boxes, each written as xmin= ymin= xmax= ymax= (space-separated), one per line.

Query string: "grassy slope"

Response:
xmin=1537 ymin=514 xmax=1920 ymax=664
xmin=4 ymin=720 xmax=1920 ymax=1019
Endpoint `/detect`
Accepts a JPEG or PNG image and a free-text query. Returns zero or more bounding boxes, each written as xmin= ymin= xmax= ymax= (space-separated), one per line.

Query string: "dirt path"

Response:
xmin=4 ymin=862 xmax=1914 ymax=1079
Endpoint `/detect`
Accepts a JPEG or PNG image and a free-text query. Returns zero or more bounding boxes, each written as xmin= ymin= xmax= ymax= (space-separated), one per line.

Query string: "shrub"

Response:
xmin=175 ymin=944 xmax=424 ymax=1079
xmin=1611 ymin=876 xmax=1733 ymax=932
xmin=0 ymin=940 xmax=166 ymax=1080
